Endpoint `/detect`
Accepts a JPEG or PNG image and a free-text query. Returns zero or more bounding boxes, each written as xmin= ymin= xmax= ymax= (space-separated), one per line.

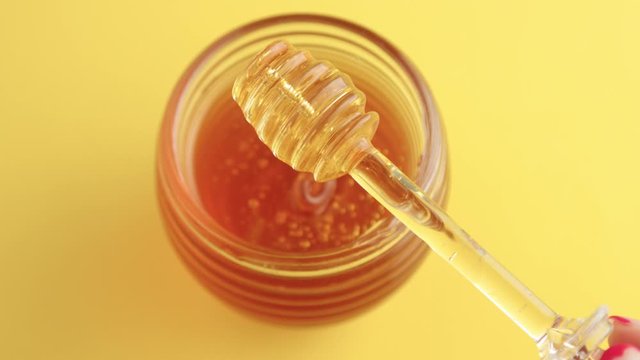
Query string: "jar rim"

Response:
xmin=157 ymin=13 xmax=448 ymax=276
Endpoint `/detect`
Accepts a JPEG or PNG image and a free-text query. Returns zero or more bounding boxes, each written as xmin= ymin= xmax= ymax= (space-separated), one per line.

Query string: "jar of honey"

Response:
xmin=157 ymin=14 xmax=449 ymax=323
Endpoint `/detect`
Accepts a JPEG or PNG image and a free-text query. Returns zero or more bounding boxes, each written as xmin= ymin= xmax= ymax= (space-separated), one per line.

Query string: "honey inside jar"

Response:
xmin=193 ymin=88 xmax=410 ymax=253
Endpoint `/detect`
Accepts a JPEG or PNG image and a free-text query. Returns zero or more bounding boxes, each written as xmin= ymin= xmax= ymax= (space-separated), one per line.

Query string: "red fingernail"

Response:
xmin=601 ymin=344 xmax=640 ymax=360
xmin=610 ymin=316 xmax=633 ymax=325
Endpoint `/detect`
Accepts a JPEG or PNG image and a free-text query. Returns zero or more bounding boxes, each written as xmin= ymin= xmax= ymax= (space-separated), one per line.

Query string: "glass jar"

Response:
xmin=156 ymin=14 xmax=449 ymax=323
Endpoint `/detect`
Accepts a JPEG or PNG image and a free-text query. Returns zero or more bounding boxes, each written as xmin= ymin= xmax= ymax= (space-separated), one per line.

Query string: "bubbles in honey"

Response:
xmin=193 ymin=91 xmax=408 ymax=253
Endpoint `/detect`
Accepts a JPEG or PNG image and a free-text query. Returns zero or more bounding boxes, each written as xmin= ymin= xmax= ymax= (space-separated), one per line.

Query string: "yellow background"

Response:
xmin=1 ymin=1 xmax=639 ymax=359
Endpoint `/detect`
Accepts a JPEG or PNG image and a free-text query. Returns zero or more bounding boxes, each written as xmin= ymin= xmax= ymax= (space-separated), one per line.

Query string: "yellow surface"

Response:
xmin=1 ymin=1 xmax=639 ymax=359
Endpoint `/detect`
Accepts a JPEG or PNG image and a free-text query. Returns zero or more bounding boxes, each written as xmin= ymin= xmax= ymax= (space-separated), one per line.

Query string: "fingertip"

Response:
xmin=609 ymin=316 xmax=640 ymax=348
xmin=601 ymin=344 xmax=640 ymax=360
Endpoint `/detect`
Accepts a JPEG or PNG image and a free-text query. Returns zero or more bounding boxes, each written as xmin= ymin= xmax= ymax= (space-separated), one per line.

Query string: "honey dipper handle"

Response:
xmin=350 ymin=147 xmax=610 ymax=358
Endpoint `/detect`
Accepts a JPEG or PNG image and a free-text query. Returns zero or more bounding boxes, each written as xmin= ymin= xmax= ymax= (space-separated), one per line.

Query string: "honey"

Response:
xmin=193 ymin=90 xmax=408 ymax=252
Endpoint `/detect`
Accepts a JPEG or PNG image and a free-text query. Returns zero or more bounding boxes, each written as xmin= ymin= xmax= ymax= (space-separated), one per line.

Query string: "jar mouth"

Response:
xmin=158 ymin=14 xmax=448 ymax=276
